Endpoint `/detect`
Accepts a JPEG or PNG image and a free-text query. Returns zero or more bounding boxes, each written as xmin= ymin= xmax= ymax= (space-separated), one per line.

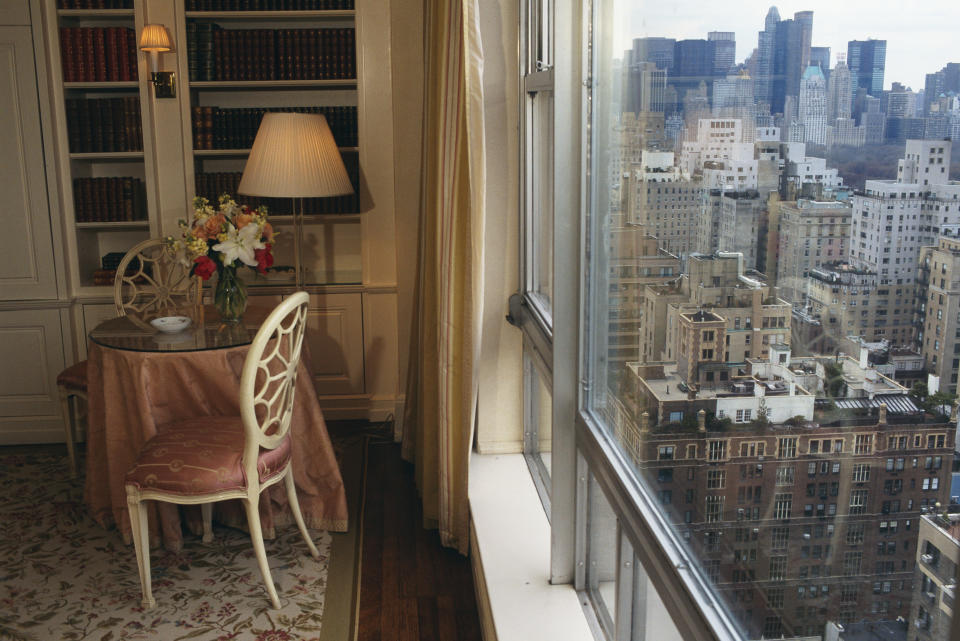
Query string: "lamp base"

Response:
xmin=150 ymin=71 xmax=176 ymax=98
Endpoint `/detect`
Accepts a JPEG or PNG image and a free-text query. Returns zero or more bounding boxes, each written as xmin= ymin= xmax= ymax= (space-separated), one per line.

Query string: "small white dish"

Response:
xmin=150 ymin=316 xmax=192 ymax=334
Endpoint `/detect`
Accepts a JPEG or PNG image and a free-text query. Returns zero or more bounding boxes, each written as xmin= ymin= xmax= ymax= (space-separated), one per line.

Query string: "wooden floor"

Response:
xmin=358 ymin=441 xmax=483 ymax=641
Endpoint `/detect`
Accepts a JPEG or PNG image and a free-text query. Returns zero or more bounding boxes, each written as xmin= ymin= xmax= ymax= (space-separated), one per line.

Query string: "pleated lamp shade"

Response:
xmin=238 ymin=112 xmax=354 ymax=198
xmin=139 ymin=24 xmax=172 ymax=51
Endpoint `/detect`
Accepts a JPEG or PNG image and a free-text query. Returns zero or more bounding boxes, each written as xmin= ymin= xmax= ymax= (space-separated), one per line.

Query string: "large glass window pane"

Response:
xmin=582 ymin=1 xmax=960 ymax=639
xmin=527 ymin=89 xmax=555 ymax=319
xmin=524 ymin=348 xmax=553 ymax=508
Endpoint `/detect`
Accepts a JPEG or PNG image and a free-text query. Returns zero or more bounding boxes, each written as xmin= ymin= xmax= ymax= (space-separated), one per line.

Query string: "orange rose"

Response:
xmin=262 ymin=222 xmax=274 ymax=241
xmin=235 ymin=212 xmax=254 ymax=229
xmin=197 ymin=213 xmax=225 ymax=239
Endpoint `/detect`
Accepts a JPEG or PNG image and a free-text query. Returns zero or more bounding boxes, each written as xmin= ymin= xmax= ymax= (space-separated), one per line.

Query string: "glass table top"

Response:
xmin=89 ymin=306 xmax=270 ymax=353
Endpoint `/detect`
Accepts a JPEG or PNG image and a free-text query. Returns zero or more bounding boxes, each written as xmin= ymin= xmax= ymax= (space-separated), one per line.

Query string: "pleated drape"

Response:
xmin=402 ymin=0 xmax=485 ymax=554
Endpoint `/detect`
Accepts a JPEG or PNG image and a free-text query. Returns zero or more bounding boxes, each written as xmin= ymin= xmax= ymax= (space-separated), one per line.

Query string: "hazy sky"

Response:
xmin=612 ymin=1 xmax=959 ymax=91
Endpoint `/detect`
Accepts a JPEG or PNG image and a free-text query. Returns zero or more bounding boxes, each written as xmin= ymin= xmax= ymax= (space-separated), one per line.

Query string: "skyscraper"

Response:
xmin=826 ymin=55 xmax=852 ymax=120
xmin=809 ymin=45 xmax=830 ymax=81
xmin=708 ymin=31 xmax=736 ymax=76
xmin=847 ymin=39 xmax=886 ymax=98
xmin=798 ymin=65 xmax=827 ymax=145
xmin=754 ymin=6 xmax=781 ymax=108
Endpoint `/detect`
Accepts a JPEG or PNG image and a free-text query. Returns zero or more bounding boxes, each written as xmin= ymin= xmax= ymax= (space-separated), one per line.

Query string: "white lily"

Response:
xmin=212 ymin=223 xmax=264 ymax=267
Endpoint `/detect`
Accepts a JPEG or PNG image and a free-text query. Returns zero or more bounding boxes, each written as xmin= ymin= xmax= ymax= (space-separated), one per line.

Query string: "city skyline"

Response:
xmin=612 ymin=1 xmax=958 ymax=92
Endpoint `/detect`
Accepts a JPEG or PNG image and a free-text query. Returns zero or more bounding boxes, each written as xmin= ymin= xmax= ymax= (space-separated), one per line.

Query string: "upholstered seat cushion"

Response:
xmin=56 ymin=360 xmax=88 ymax=391
xmin=124 ymin=416 xmax=292 ymax=495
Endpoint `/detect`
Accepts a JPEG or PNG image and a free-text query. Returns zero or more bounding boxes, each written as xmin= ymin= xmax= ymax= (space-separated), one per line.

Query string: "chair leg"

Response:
xmin=284 ymin=470 xmax=319 ymax=559
xmin=244 ymin=496 xmax=281 ymax=609
xmin=59 ymin=388 xmax=77 ymax=478
xmin=201 ymin=503 xmax=214 ymax=544
xmin=126 ymin=488 xmax=156 ymax=609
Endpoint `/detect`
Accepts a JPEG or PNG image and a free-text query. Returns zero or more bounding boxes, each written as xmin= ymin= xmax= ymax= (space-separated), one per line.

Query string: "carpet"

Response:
xmin=0 ymin=426 xmax=371 ymax=641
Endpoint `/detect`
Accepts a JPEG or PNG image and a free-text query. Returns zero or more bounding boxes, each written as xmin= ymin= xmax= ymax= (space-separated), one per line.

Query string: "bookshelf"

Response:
xmin=47 ymin=1 xmax=159 ymax=293
xmin=175 ymin=4 xmax=362 ymax=288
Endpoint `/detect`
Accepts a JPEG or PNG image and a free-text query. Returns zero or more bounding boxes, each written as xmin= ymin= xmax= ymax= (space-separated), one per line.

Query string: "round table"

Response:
xmin=83 ymin=307 xmax=348 ymax=551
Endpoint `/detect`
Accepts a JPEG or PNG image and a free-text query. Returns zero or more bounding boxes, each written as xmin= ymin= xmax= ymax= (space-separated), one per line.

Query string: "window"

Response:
xmin=775 ymin=466 xmax=795 ymax=486
xmin=778 ymin=438 xmax=797 ymax=459
xmin=658 ymin=446 xmax=675 ymax=460
xmin=707 ymin=440 xmax=727 ymax=461
xmin=705 ymin=495 xmax=724 ymax=523
xmin=849 ymin=490 xmax=868 ymax=515
xmin=774 ymin=494 xmax=793 ymax=520
xmin=572 ymin=1 xmax=960 ymax=639
xmin=706 ymin=470 xmax=726 ymax=489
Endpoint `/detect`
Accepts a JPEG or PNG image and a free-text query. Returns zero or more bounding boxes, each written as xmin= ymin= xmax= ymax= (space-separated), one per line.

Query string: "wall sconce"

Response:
xmin=139 ymin=24 xmax=175 ymax=98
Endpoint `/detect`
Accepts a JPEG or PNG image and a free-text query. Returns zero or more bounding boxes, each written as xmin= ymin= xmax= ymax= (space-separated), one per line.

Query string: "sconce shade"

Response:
xmin=139 ymin=24 xmax=172 ymax=52
xmin=239 ymin=112 xmax=354 ymax=198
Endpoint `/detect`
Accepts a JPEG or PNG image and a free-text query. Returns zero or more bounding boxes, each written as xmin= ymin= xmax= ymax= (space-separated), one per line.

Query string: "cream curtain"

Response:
xmin=402 ymin=0 xmax=485 ymax=554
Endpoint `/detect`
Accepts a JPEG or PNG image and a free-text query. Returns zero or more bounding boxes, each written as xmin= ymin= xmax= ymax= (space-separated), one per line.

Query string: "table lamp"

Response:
xmin=238 ymin=112 xmax=354 ymax=287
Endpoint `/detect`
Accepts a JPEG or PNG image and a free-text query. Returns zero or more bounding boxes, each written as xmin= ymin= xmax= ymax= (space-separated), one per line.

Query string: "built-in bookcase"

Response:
xmin=176 ymin=4 xmax=362 ymax=287
xmin=47 ymin=0 xmax=159 ymax=292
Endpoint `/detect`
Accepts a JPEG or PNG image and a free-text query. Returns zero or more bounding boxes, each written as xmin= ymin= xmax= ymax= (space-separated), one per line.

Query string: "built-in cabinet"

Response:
xmin=0 ymin=0 xmax=400 ymax=444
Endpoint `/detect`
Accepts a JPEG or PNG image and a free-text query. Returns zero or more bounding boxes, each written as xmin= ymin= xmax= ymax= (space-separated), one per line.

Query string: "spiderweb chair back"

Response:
xmin=239 ymin=292 xmax=310 ymax=473
xmin=113 ymin=238 xmax=201 ymax=318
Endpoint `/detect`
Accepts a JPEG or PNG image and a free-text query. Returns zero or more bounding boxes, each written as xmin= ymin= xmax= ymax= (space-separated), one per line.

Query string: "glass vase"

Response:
xmin=214 ymin=265 xmax=247 ymax=323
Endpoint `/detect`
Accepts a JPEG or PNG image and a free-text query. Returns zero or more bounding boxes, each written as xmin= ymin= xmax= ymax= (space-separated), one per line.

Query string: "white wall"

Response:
xmin=476 ymin=0 xmax=523 ymax=452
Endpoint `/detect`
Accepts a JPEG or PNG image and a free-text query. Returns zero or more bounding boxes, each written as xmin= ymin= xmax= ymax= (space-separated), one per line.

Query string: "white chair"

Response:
xmin=124 ymin=292 xmax=318 ymax=609
xmin=57 ymin=238 xmax=202 ymax=478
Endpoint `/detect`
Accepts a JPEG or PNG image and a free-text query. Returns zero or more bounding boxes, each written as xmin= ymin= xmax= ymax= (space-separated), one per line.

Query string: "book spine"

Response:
xmin=65 ymin=99 xmax=81 ymax=152
xmin=59 ymin=28 xmax=74 ymax=82
xmin=128 ymin=28 xmax=138 ymax=80
xmin=185 ymin=22 xmax=198 ymax=82
xmin=92 ymin=28 xmax=106 ymax=82
xmin=202 ymin=106 xmax=214 ymax=149
xmin=87 ymin=99 xmax=102 ymax=152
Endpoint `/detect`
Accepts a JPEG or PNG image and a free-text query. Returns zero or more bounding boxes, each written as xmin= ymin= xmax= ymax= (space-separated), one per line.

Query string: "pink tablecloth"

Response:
xmin=84 ymin=341 xmax=348 ymax=551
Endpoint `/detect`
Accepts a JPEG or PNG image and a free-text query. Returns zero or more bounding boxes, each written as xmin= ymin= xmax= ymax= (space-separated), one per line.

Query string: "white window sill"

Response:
xmin=469 ymin=452 xmax=594 ymax=641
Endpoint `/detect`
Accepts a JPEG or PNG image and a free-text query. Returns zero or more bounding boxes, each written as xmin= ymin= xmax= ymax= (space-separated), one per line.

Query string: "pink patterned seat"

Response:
xmin=124 ymin=416 xmax=292 ymax=495
xmin=56 ymin=360 xmax=88 ymax=391
xmin=125 ymin=292 xmax=318 ymax=611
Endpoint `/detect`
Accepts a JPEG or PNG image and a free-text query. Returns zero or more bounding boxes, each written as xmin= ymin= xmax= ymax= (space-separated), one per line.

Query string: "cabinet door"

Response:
xmin=0 ymin=308 xmax=67 ymax=444
xmin=0 ymin=26 xmax=58 ymax=300
xmin=304 ymin=293 xmax=364 ymax=396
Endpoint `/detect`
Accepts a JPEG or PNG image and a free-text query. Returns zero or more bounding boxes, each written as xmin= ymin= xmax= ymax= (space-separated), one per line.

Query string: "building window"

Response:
xmin=854 ymin=434 xmax=872 ymax=454
xmin=707 ymin=440 xmax=727 ymax=461
xmin=774 ymin=493 xmax=793 ymax=520
xmin=852 ymin=464 xmax=870 ymax=482
xmin=705 ymin=495 xmax=724 ymax=523
xmin=778 ymin=438 xmax=797 ymax=459
xmin=658 ymin=446 xmax=675 ymax=460
xmin=775 ymin=466 xmax=795 ymax=486
xmin=849 ymin=490 xmax=868 ymax=515
xmin=706 ymin=470 xmax=726 ymax=489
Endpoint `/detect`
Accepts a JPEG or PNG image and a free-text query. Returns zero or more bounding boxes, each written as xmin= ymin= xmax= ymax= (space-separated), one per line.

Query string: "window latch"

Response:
xmin=506 ymin=293 xmax=527 ymax=327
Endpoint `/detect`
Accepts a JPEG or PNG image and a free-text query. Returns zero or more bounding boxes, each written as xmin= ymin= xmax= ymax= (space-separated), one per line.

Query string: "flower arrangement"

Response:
xmin=166 ymin=194 xmax=276 ymax=321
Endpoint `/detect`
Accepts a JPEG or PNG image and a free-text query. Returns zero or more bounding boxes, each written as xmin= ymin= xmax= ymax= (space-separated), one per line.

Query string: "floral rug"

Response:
xmin=0 ymin=451 xmax=332 ymax=641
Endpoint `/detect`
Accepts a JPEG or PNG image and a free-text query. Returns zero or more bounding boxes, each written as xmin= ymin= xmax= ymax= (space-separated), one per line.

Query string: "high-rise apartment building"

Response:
xmin=917 ymin=231 xmax=960 ymax=396
xmin=908 ymin=514 xmax=959 ymax=641
xmin=719 ymin=191 xmax=765 ymax=271
xmin=849 ymin=141 xmax=960 ymax=293
xmin=606 ymin=231 xmax=682 ymax=368
xmin=623 ymin=151 xmax=703 ymax=260
xmin=640 ymin=252 xmax=790 ymax=367
xmin=612 ymin=349 xmax=955 ymax=638
xmin=847 ymin=39 xmax=887 ymax=99
xmin=622 ymin=59 xmax=667 ymax=115
xmin=776 ymin=200 xmax=851 ymax=305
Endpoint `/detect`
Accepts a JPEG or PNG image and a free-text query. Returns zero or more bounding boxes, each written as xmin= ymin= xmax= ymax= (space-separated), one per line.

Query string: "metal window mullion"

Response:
xmin=549 ymin=0 xmax=581 ymax=586
xmin=614 ymin=526 xmax=635 ymax=641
